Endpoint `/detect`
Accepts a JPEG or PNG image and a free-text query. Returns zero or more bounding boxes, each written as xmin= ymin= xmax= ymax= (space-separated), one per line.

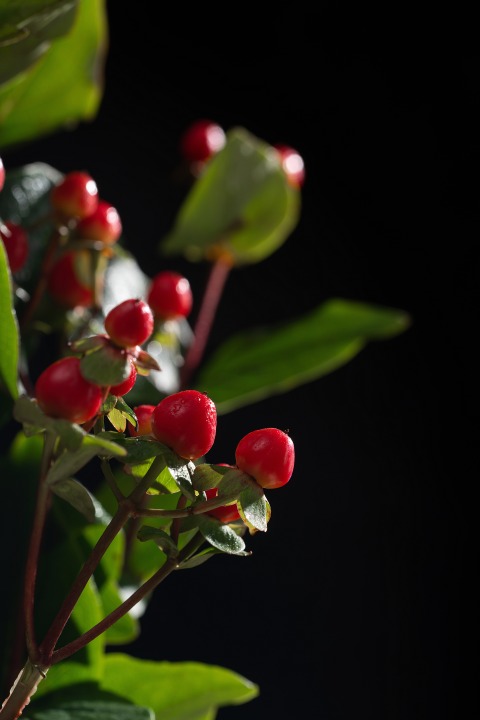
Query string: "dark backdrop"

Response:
xmin=3 ymin=6 xmax=477 ymax=719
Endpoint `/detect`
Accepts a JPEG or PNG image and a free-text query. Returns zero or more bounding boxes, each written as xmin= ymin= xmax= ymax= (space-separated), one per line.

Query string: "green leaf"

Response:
xmin=192 ymin=463 xmax=231 ymax=492
xmin=12 ymin=395 xmax=90 ymax=449
xmin=100 ymin=654 xmax=259 ymax=719
xmin=98 ymin=580 xmax=140 ymax=646
xmin=238 ymin=484 xmax=269 ymax=533
xmin=0 ymin=239 xmax=19 ymax=398
xmin=178 ymin=546 xmax=228 ymax=570
xmin=26 ymin=688 xmax=154 ymax=720
xmin=159 ymin=127 xmax=301 ymax=266
xmin=0 ymin=0 xmax=107 ymax=150
xmin=137 ymin=525 xmax=179 ymax=558
xmin=46 ymin=433 xmax=126 ymax=485
xmin=196 ymin=297 xmax=411 ymax=413
xmin=80 ymin=344 xmax=131 ymax=386
xmin=0 ymin=0 xmax=79 ymax=86
xmin=195 ymin=515 xmax=246 ymax=555
xmin=50 ymin=477 xmax=97 ymax=521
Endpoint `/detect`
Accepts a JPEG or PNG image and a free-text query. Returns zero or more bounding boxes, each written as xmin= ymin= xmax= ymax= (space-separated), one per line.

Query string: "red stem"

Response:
xmin=179 ymin=259 xmax=232 ymax=389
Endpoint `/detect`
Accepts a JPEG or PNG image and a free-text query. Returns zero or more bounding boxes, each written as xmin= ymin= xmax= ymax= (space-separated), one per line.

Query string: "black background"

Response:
xmin=3 ymin=5 xmax=477 ymax=720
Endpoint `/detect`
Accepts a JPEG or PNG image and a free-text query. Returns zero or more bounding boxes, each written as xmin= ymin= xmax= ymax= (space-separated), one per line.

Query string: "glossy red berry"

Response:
xmin=104 ymin=298 xmax=154 ymax=348
xmin=128 ymin=404 xmax=156 ymax=437
xmin=0 ymin=221 xmax=29 ymax=273
xmin=75 ymin=199 xmax=122 ymax=245
xmin=180 ymin=119 xmax=226 ymax=165
xmin=274 ymin=144 xmax=305 ymax=188
xmin=35 ymin=356 xmax=103 ymax=424
xmin=147 ymin=271 xmax=193 ymax=320
xmin=151 ymin=389 xmax=217 ymax=460
xmin=50 ymin=171 xmax=99 ymax=220
xmin=47 ymin=250 xmax=94 ymax=309
xmin=205 ymin=487 xmax=241 ymax=523
xmin=235 ymin=428 xmax=295 ymax=489
xmin=109 ymin=359 xmax=137 ymax=396
xmin=0 ymin=157 xmax=5 ymax=192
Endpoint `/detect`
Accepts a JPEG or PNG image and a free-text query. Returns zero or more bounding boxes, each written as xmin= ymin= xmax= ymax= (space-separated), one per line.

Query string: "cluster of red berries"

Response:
xmin=179 ymin=119 xmax=305 ymax=187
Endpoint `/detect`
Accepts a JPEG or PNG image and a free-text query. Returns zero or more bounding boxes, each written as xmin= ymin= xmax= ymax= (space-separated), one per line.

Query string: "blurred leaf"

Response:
xmin=46 ymin=433 xmax=126 ymax=485
xmin=0 ymin=239 xmax=19 ymax=398
xmin=0 ymin=0 xmax=107 ymax=149
xmin=80 ymin=344 xmax=131 ymax=386
xmin=0 ymin=0 xmax=79 ymax=86
xmin=137 ymin=525 xmax=178 ymax=558
xmin=100 ymin=654 xmax=259 ymax=719
xmin=160 ymin=127 xmax=301 ymax=266
xmin=51 ymin=476 xmax=97 ymax=521
xmin=196 ymin=297 xmax=411 ymax=413
xmin=98 ymin=579 xmax=140 ymax=646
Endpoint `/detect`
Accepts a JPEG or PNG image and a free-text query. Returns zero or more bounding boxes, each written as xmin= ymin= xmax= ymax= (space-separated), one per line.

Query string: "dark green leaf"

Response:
xmin=196 ymin=515 xmax=246 ymax=554
xmin=80 ymin=344 xmax=131 ymax=386
xmin=114 ymin=395 xmax=137 ymax=426
xmin=112 ymin=436 xmax=167 ymax=464
xmin=0 ymin=0 xmax=106 ymax=150
xmin=12 ymin=395 xmax=90 ymax=449
xmin=179 ymin=546 xmax=234 ymax=570
xmin=100 ymin=654 xmax=259 ymax=718
xmin=26 ymin=692 xmax=153 ymax=720
xmin=196 ymin=297 xmax=411 ymax=413
xmin=0 ymin=240 xmax=19 ymax=398
xmin=50 ymin=477 xmax=96 ymax=522
xmin=160 ymin=127 xmax=300 ymax=266
xmin=137 ymin=525 xmax=179 ymax=558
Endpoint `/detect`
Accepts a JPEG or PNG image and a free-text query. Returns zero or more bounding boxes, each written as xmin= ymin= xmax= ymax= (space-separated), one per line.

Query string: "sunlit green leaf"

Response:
xmin=100 ymin=654 xmax=259 ymax=719
xmin=196 ymin=297 xmax=411 ymax=413
xmin=0 ymin=0 xmax=107 ymax=149
xmin=160 ymin=127 xmax=300 ymax=266
xmin=0 ymin=240 xmax=19 ymax=398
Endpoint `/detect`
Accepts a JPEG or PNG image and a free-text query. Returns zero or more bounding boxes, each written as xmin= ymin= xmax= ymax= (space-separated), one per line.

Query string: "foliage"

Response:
xmin=0 ymin=2 xmax=410 ymax=718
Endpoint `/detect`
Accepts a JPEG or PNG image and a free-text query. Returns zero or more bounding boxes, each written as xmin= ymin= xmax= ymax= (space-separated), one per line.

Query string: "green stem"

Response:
xmin=0 ymin=659 xmax=49 ymax=720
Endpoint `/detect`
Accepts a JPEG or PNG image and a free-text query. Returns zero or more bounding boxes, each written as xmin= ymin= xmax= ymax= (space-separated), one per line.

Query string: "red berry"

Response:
xmin=50 ymin=171 xmax=99 ymax=220
xmin=0 ymin=157 xmax=5 ymax=192
xmin=75 ymin=199 xmax=122 ymax=245
xmin=47 ymin=250 xmax=94 ymax=309
xmin=147 ymin=271 xmax=193 ymax=320
xmin=109 ymin=359 xmax=137 ymax=396
xmin=0 ymin=221 xmax=29 ymax=273
xmin=151 ymin=389 xmax=217 ymax=460
xmin=235 ymin=428 xmax=295 ymax=489
xmin=205 ymin=487 xmax=241 ymax=523
xmin=104 ymin=298 xmax=154 ymax=348
xmin=180 ymin=119 xmax=226 ymax=165
xmin=128 ymin=404 xmax=156 ymax=437
xmin=35 ymin=356 xmax=103 ymax=424
xmin=274 ymin=144 xmax=305 ymax=188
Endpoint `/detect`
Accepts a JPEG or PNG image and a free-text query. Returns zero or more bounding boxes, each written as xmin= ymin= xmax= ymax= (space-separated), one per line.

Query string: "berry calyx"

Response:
xmin=35 ymin=356 xmax=103 ymax=424
xmin=47 ymin=250 xmax=94 ymax=309
xmin=274 ymin=144 xmax=305 ymax=188
xmin=235 ymin=428 xmax=295 ymax=489
xmin=75 ymin=199 xmax=122 ymax=245
xmin=109 ymin=358 xmax=137 ymax=396
xmin=147 ymin=271 xmax=193 ymax=320
xmin=180 ymin=119 xmax=226 ymax=165
xmin=205 ymin=487 xmax=241 ymax=523
xmin=128 ymin=404 xmax=156 ymax=437
xmin=104 ymin=298 xmax=154 ymax=348
xmin=151 ymin=389 xmax=217 ymax=460
xmin=50 ymin=170 xmax=99 ymax=220
xmin=0 ymin=221 xmax=29 ymax=273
